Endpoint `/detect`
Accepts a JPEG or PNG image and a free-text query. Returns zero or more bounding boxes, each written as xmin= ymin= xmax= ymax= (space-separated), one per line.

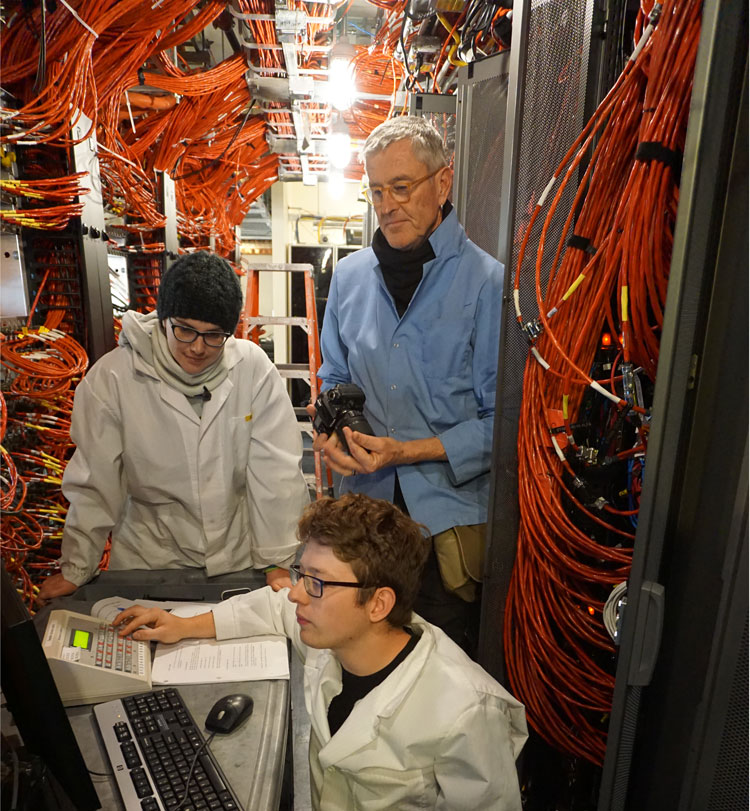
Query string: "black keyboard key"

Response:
xmin=114 ymin=722 xmax=132 ymax=742
xmin=199 ymin=754 xmax=227 ymax=795
xmin=130 ymin=768 xmax=154 ymax=799
xmin=122 ymin=741 xmax=142 ymax=769
xmin=141 ymin=799 xmax=160 ymax=811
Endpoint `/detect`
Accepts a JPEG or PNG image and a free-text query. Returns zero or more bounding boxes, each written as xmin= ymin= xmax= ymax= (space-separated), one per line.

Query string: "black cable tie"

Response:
xmin=635 ymin=141 xmax=683 ymax=184
xmin=138 ymin=67 xmax=146 ymax=86
xmin=566 ymin=234 xmax=596 ymax=255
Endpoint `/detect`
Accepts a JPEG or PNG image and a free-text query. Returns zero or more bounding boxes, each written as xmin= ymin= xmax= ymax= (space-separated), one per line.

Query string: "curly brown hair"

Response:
xmin=296 ymin=493 xmax=431 ymax=627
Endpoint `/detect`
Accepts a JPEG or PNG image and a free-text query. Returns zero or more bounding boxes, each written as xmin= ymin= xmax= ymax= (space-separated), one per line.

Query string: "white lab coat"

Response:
xmin=213 ymin=588 xmax=528 ymax=810
xmin=59 ymin=321 xmax=309 ymax=585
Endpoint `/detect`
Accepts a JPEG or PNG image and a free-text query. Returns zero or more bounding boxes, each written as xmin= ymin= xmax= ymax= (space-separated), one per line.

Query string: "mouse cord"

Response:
xmin=174 ymin=731 xmax=216 ymax=811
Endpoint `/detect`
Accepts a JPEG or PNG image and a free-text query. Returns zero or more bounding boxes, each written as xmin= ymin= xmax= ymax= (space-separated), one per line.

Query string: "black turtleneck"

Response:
xmin=372 ymin=201 xmax=453 ymax=317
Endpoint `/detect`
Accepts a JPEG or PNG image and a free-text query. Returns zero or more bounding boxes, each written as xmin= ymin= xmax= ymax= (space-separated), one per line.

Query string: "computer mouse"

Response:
xmin=204 ymin=693 xmax=254 ymax=734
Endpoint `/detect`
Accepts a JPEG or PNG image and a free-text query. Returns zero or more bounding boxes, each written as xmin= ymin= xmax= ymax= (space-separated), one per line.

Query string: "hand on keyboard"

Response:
xmin=113 ymin=605 xmax=214 ymax=645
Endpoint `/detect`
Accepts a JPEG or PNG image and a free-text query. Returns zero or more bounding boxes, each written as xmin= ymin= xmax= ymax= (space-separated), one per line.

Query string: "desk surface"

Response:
xmin=38 ymin=571 xmax=289 ymax=811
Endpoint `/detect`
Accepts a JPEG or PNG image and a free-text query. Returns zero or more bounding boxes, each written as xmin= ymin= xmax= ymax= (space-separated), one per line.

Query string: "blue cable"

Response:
xmin=348 ymin=22 xmax=374 ymax=37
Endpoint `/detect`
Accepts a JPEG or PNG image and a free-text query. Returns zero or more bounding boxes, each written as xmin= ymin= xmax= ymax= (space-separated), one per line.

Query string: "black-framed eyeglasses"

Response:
xmin=363 ymin=167 xmax=442 ymax=206
xmin=289 ymin=564 xmax=368 ymax=599
xmin=169 ymin=319 xmax=232 ymax=348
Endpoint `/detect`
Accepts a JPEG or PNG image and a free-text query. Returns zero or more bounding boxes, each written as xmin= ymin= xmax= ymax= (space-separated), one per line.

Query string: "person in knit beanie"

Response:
xmin=39 ymin=251 xmax=309 ymax=604
xmin=157 ymin=251 xmax=243 ymax=335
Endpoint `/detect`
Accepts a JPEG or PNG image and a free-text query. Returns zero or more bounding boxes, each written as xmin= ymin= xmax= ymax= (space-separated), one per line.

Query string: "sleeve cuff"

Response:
xmin=59 ymin=562 xmax=98 ymax=587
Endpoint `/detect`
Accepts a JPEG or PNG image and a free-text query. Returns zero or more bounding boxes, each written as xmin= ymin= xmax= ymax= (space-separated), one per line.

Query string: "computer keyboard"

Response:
xmin=94 ymin=687 xmax=243 ymax=811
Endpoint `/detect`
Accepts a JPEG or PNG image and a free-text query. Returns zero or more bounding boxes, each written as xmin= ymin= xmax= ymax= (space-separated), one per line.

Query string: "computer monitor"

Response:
xmin=0 ymin=564 xmax=100 ymax=810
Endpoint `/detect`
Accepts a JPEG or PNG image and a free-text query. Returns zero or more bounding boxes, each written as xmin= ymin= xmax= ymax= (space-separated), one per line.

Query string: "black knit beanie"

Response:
xmin=157 ymin=252 xmax=243 ymax=334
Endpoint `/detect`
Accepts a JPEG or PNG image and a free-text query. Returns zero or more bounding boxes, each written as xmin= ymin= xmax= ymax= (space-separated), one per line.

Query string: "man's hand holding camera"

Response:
xmin=310 ymin=422 xmax=404 ymax=476
xmin=307 ymin=383 xmax=448 ymax=477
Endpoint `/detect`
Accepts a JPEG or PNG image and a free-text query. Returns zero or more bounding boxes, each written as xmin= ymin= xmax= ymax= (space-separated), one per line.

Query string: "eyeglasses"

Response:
xmin=363 ymin=167 xmax=442 ymax=206
xmin=289 ymin=564 xmax=368 ymax=599
xmin=169 ymin=319 xmax=232 ymax=348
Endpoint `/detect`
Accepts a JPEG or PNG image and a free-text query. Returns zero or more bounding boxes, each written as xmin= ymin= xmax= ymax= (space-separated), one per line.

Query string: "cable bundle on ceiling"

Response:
xmin=504 ymin=0 xmax=703 ymax=765
xmin=350 ymin=0 xmax=511 ymax=119
xmin=1 ymin=0 xmax=277 ymax=255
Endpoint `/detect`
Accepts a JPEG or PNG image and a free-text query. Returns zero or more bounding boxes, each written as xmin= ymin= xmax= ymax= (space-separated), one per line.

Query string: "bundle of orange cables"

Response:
xmin=504 ymin=0 xmax=702 ymax=765
xmin=0 ymin=327 xmax=88 ymax=398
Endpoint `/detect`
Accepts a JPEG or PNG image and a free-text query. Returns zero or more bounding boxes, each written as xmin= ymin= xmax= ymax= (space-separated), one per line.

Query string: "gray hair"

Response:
xmin=361 ymin=116 xmax=450 ymax=172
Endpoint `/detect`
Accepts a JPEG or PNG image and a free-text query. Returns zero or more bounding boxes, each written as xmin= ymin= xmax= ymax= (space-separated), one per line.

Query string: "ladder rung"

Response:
xmin=245 ymin=316 xmax=310 ymax=330
xmin=244 ymin=263 xmax=314 ymax=273
xmin=277 ymin=365 xmax=313 ymax=379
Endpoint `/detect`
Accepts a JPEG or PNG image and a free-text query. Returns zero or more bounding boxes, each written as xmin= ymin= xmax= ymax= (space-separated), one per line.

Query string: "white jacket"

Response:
xmin=60 ymin=313 xmax=309 ymax=585
xmin=213 ymin=588 xmax=527 ymax=810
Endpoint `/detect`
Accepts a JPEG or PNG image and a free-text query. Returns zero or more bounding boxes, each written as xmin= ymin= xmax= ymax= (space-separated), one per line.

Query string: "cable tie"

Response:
xmin=635 ymin=141 xmax=683 ymax=184
xmin=566 ymin=234 xmax=596 ymax=254
xmin=59 ymin=0 xmax=98 ymax=38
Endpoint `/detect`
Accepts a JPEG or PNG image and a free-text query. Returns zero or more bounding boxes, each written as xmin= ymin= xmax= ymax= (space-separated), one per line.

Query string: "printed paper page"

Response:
xmin=151 ymin=638 xmax=289 ymax=685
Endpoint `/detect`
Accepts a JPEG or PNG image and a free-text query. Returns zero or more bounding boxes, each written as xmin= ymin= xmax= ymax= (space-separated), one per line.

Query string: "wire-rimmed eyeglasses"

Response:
xmin=169 ymin=319 xmax=232 ymax=348
xmin=289 ymin=564 xmax=368 ymax=599
xmin=362 ymin=167 xmax=442 ymax=206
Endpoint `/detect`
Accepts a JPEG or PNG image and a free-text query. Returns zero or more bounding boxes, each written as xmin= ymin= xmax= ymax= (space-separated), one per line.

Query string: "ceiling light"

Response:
xmin=327 ymin=115 xmax=352 ymax=169
xmin=327 ymin=38 xmax=357 ymax=111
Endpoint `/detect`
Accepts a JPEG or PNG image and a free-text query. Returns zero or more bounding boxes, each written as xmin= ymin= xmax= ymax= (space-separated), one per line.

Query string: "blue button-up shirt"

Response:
xmin=318 ymin=210 xmax=505 ymax=535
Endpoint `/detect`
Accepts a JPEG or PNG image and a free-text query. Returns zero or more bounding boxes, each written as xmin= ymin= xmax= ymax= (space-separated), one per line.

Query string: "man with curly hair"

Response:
xmin=115 ymin=493 xmax=527 ymax=810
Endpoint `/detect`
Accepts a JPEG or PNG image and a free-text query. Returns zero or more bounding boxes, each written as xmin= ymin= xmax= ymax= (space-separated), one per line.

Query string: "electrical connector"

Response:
xmin=580 ymin=446 xmax=598 ymax=465
xmin=522 ymin=318 xmax=544 ymax=344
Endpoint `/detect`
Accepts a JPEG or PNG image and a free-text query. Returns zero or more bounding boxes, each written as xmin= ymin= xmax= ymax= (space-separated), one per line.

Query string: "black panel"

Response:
xmin=599 ymin=2 xmax=749 ymax=806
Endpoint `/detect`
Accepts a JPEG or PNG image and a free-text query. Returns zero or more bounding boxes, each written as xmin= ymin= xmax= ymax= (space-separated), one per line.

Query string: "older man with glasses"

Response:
xmin=39 ymin=251 xmax=309 ymax=603
xmin=307 ymin=116 xmax=504 ymax=655
xmin=114 ymin=493 xmax=527 ymax=811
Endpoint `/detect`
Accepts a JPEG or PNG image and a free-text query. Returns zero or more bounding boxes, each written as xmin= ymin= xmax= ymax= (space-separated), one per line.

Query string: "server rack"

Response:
xmin=598 ymin=2 xmax=748 ymax=807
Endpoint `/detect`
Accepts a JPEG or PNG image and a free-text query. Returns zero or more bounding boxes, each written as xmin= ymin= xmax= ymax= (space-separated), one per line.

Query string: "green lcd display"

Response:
xmin=72 ymin=629 xmax=90 ymax=649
